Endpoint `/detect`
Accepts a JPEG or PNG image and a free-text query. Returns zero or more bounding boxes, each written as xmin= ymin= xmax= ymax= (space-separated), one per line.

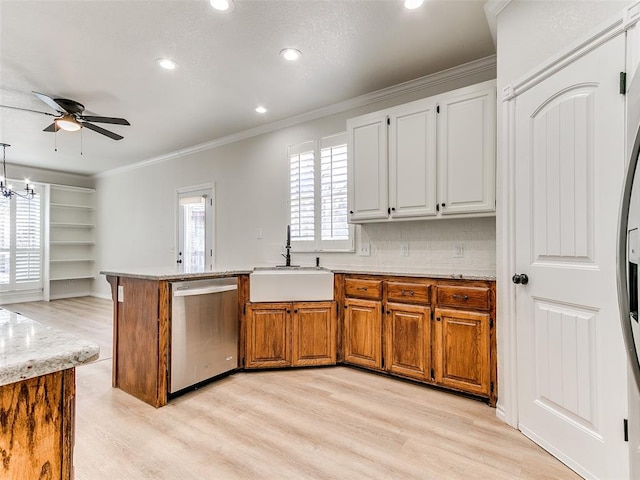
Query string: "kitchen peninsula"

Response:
xmin=103 ymin=266 xmax=496 ymax=408
xmin=0 ymin=308 xmax=99 ymax=480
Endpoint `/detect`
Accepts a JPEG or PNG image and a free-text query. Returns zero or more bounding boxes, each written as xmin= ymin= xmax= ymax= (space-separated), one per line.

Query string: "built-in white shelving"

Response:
xmin=46 ymin=185 xmax=96 ymax=300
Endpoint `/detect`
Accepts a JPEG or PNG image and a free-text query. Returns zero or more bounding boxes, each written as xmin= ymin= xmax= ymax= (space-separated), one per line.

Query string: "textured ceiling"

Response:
xmin=0 ymin=0 xmax=494 ymax=176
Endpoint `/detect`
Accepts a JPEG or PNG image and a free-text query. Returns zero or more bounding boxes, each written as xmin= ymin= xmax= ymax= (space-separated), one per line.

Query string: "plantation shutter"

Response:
xmin=319 ymin=133 xmax=350 ymax=249
xmin=0 ymin=197 xmax=10 ymax=285
xmin=15 ymin=193 xmax=41 ymax=283
xmin=289 ymin=141 xmax=316 ymax=242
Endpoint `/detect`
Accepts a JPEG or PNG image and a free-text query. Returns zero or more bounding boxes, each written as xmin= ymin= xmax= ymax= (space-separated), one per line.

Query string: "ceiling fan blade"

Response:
xmin=43 ymin=122 xmax=60 ymax=132
xmin=82 ymin=122 xmax=124 ymax=140
xmin=0 ymin=104 xmax=56 ymax=116
xmin=33 ymin=91 xmax=67 ymax=113
xmin=79 ymin=115 xmax=130 ymax=125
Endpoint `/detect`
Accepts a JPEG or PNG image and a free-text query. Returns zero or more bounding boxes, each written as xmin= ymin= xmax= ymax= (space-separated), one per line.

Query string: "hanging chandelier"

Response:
xmin=0 ymin=143 xmax=35 ymax=199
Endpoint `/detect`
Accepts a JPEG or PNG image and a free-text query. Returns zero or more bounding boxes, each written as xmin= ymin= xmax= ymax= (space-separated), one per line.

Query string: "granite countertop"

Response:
xmin=100 ymin=266 xmax=253 ymax=281
xmin=100 ymin=265 xmax=495 ymax=282
xmin=0 ymin=308 xmax=100 ymax=387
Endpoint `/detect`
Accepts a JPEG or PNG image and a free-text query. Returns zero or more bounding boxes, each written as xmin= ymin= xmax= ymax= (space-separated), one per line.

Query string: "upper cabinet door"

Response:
xmin=388 ymin=99 xmax=438 ymax=219
xmin=347 ymin=112 xmax=389 ymax=222
xmin=437 ymin=82 xmax=496 ymax=215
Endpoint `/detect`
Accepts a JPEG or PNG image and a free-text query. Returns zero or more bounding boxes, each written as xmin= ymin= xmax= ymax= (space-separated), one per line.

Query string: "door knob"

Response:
xmin=512 ymin=273 xmax=529 ymax=285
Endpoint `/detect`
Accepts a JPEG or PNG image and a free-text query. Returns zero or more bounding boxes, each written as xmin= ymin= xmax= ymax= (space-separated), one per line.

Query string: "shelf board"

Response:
xmin=50 ymin=259 xmax=95 ymax=264
xmin=50 ymin=222 xmax=95 ymax=228
xmin=50 ymin=203 xmax=95 ymax=211
xmin=50 ymin=241 xmax=95 ymax=246
xmin=50 ymin=276 xmax=96 ymax=281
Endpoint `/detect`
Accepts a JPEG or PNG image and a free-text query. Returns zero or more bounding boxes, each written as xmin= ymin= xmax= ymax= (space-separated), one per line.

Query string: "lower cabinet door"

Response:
xmin=433 ymin=308 xmax=490 ymax=396
xmin=245 ymin=303 xmax=291 ymax=368
xmin=291 ymin=302 xmax=336 ymax=366
xmin=343 ymin=298 xmax=382 ymax=369
xmin=385 ymin=302 xmax=431 ymax=381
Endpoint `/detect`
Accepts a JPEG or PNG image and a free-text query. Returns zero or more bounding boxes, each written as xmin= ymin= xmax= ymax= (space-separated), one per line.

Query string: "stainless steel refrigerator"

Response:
xmin=617 ymin=66 xmax=640 ymax=478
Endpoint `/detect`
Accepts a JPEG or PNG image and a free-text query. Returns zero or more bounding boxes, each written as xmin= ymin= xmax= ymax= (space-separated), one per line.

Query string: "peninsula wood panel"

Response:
xmin=433 ymin=308 xmax=490 ymax=396
xmin=114 ymin=277 xmax=161 ymax=406
xmin=245 ymin=303 xmax=291 ymax=368
xmin=385 ymin=302 xmax=431 ymax=381
xmin=0 ymin=369 xmax=75 ymax=480
xmin=291 ymin=302 xmax=336 ymax=366
xmin=343 ymin=298 xmax=382 ymax=369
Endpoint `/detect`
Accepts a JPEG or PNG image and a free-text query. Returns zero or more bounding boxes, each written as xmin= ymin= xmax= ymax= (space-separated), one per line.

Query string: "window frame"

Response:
xmin=288 ymin=132 xmax=354 ymax=253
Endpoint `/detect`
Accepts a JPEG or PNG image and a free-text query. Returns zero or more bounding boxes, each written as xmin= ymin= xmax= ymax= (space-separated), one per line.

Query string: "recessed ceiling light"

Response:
xmin=280 ymin=48 xmax=302 ymax=62
xmin=156 ymin=58 xmax=177 ymax=70
xmin=210 ymin=0 xmax=234 ymax=12
xmin=255 ymin=106 xmax=267 ymax=114
xmin=404 ymin=0 xmax=424 ymax=9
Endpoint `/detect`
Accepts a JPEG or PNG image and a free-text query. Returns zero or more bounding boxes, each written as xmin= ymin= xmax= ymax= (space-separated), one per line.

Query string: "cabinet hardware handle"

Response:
xmin=349 ymin=210 xmax=354 ymax=214
xmin=401 ymin=290 xmax=414 ymax=296
xmin=344 ymin=305 xmax=348 ymax=309
xmin=436 ymin=317 xmax=441 ymax=322
xmin=452 ymin=294 xmax=469 ymax=301
xmin=386 ymin=310 xmax=390 ymax=315
xmin=294 ymin=309 xmax=298 ymax=313
xmin=287 ymin=309 xmax=291 ymax=313
xmin=357 ymin=287 xmax=368 ymax=291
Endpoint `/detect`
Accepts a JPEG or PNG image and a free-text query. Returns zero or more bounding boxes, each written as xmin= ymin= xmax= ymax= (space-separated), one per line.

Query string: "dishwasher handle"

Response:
xmin=173 ymin=284 xmax=237 ymax=297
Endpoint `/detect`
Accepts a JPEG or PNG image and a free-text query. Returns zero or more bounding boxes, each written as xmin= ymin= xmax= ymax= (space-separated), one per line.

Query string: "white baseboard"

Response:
xmin=90 ymin=292 xmax=112 ymax=301
xmin=50 ymin=291 xmax=92 ymax=301
xmin=0 ymin=291 xmax=44 ymax=305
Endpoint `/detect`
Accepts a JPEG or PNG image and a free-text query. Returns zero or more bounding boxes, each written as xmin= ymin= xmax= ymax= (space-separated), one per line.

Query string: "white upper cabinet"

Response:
xmin=347 ymin=112 xmax=388 ymax=221
xmin=437 ymin=84 xmax=496 ymax=215
xmin=346 ymin=80 xmax=496 ymax=223
xmin=388 ymin=98 xmax=438 ymax=219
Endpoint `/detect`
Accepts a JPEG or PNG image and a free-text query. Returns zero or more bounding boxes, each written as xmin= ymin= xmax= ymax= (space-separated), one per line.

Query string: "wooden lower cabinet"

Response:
xmin=292 ymin=303 xmax=336 ymax=366
xmin=433 ymin=308 xmax=490 ymax=396
xmin=245 ymin=303 xmax=291 ymax=368
xmin=385 ymin=302 xmax=431 ymax=381
xmin=0 ymin=369 xmax=76 ymax=480
xmin=343 ymin=298 xmax=382 ymax=369
xmin=245 ymin=301 xmax=336 ymax=369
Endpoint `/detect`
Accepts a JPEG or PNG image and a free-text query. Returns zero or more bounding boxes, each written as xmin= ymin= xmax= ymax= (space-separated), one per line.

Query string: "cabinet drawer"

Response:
xmin=345 ymin=278 xmax=383 ymax=300
xmin=436 ymin=286 xmax=490 ymax=311
xmin=387 ymin=282 xmax=430 ymax=305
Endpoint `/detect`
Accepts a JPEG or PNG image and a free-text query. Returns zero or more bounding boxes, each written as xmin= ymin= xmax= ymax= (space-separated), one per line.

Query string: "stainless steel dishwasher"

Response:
xmin=169 ymin=277 xmax=238 ymax=394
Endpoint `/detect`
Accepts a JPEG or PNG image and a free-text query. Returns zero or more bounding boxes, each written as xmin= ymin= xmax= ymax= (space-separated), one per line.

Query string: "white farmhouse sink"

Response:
xmin=250 ymin=268 xmax=334 ymax=302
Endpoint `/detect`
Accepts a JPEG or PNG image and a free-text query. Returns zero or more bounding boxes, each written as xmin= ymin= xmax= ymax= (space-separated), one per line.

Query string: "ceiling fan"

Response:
xmin=0 ymin=92 xmax=130 ymax=140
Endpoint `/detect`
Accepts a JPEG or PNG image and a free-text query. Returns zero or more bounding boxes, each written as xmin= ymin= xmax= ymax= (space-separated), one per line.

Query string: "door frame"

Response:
xmin=175 ymin=182 xmax=215 ymax=269
xmin=496 ymin=4 xmax=639 ymax=428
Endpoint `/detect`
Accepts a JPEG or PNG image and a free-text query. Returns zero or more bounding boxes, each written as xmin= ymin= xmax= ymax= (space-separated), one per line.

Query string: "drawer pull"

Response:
xmin=357 ymin=287 xmax=368 ymax=291
xmin=453 ymin=294 xmax=469 ymax=301
xmin=401 ymin=290 xmax=415 ymax=296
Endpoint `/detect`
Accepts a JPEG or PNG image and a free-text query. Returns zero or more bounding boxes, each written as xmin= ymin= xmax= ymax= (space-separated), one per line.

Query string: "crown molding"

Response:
xmin=96 ymin=55 xmax=496 ymax=179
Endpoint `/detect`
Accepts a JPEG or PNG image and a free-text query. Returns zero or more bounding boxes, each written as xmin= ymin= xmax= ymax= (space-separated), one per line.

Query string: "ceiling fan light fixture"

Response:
xmin=404 ymin=0 xmax=425 ymax=9
xmin=55 ymin=115 xmax=81 ymax=132
xmin=255 ymin=106 xmax=267 ymax=114
xmin=210 ymin=0 xmax=234 ymax=12
xmin=280 ymin=48 xmax=302 ymax=62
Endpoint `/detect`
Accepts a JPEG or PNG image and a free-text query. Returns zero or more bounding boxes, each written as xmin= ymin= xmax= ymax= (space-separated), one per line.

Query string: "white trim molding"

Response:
xmin=484 ymin=0 xmax=512 ymax=47
xmin=96 ymin=55 xmax=496 ymax=179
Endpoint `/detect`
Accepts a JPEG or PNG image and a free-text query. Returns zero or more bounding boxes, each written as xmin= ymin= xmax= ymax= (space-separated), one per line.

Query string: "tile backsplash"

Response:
xmin=298 ymin=217 xmax=496 ymax=277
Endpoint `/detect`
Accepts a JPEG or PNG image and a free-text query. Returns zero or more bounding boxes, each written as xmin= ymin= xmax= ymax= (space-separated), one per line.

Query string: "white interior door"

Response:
xmin=514 ymin=35 xmax=628 ymax=479
xmin=177 ymin=186 xmax=214 ymax=270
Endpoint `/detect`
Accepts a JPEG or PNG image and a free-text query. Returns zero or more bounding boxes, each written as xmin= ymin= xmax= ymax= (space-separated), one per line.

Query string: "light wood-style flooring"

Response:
xmin=5 ymin=297 xmax=581 ymax=480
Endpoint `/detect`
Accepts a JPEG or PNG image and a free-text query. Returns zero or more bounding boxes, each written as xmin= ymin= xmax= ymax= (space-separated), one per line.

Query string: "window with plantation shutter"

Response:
xmin=0 ymin=188 xmax=42 ymax=292
xmin=288 ymin=133 xmax=353 ymax=252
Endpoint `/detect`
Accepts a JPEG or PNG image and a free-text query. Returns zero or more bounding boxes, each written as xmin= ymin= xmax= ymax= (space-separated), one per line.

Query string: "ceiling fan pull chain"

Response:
xmin=80 ymin=127 xmax=83 ymax=156
xmin=54 ymin=128 xmax=57 ymax=152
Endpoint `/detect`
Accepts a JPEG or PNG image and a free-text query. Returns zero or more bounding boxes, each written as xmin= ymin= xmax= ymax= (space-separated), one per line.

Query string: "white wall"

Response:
xmin=93 ymin=63 xmax=496 ymax=297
